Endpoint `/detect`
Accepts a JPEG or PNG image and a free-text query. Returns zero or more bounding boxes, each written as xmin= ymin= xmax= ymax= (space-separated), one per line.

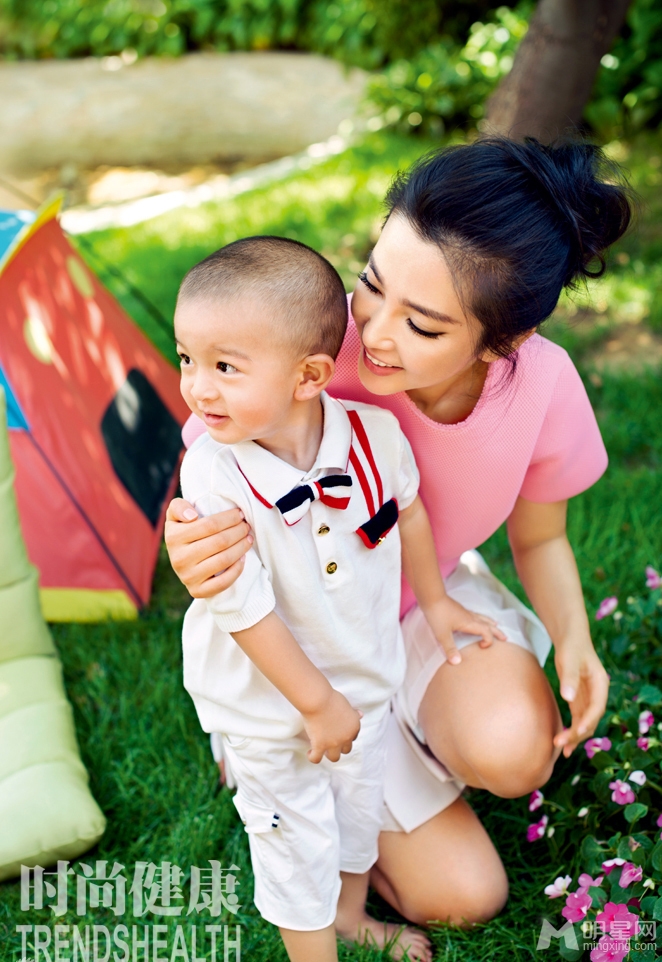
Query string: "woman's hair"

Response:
xmin=385 ymin=137 xmax=634 ymax=360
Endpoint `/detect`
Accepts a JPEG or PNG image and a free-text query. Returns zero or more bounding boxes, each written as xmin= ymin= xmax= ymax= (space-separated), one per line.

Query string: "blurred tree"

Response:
xmin=485 ymin=0 xmax=632 ymax=141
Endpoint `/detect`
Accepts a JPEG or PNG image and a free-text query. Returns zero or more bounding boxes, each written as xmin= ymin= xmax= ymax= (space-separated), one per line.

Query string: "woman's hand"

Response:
xmin=553 ymin=641 xmax=610 ymax=758
xmin=164 ymin=498 xmax=253 ymax=598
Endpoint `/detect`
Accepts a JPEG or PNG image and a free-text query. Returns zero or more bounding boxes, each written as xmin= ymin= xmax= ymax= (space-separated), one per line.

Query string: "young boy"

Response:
xmin=175 ymin=236 xmax=500 ymax=962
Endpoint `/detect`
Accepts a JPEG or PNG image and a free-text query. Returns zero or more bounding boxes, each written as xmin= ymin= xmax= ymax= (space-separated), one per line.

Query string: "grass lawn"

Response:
xmin=2 ymin=129 xmax=662 ymax=961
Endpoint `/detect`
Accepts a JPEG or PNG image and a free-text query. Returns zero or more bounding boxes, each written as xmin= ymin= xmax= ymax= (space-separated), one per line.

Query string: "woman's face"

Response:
xmin=351 ymin=214 xmax=486 ymax=396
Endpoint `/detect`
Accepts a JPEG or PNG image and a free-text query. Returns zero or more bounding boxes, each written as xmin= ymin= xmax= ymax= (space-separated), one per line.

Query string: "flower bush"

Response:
xmin=528 ymin=568 xmax=662 ymax=960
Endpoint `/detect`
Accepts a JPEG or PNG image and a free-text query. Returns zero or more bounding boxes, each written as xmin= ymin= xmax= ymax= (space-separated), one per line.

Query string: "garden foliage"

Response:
xmin=0 ymin=0 xmax=661 ymax=140
xmin=529 ymin=574 xmax=662 ymax=961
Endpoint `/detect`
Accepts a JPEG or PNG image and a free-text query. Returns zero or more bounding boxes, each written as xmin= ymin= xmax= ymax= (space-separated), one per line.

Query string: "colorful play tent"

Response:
xmin=0 ymin=198 xmax=188 ymax=621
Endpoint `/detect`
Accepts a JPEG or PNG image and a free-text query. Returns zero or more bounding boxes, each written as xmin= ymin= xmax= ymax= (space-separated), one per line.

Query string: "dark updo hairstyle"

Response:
xmin=385 ymin=137 xmax=633 ymax=361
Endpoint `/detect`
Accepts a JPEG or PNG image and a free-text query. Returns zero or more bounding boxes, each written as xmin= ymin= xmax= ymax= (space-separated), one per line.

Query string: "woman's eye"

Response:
xmin=407 ymin=318 xmax=442 ymax=339
xmin=218 ymin=361 xmax=238 ymax=374
xmin=358 ymin=270 xmax=380 ymax=295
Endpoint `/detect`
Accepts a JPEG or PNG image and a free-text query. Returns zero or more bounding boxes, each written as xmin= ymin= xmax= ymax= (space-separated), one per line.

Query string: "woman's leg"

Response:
xmin=418 ymin=640 xmax=563 ymax=798
xmin=369 ymin=642 xmax=560 ymax=927
xmin=371 ymin=797 xmax=509 ymax=926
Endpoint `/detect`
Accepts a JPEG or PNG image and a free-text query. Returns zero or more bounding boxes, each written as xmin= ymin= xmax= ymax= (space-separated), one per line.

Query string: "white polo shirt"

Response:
xmin=180 ymin=393 xmax=419 ymax=739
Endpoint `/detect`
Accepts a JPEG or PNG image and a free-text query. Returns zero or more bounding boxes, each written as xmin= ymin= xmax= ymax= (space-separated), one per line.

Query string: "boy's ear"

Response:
xmin=294 ymin=354 xmax=335 ymax=401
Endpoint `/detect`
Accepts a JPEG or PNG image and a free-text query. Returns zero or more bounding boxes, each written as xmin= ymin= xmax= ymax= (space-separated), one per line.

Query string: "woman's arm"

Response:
xmin=507 ymin=495 xmax=609 ymax=757
xmin=165 ymin=498 xmax=253 ymax=597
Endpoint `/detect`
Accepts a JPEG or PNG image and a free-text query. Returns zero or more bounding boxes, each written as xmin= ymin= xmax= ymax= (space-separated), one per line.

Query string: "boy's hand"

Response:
xmin=425 ymin=597 xmax=507 ymax=666
xmin=302 ymin=689 xmax=362 ymax=764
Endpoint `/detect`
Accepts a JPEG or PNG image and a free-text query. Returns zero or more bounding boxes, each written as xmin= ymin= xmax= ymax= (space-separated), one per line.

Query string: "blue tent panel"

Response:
xmin=0 ymin=209 xmax=35 ymax=263
xmin=0 ymin=366 xmax=29 ymax=430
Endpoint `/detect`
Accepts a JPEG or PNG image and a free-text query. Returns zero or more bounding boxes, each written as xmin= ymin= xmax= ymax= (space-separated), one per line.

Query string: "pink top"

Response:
xmin=182 ymin=311 xmax=607 ymax=615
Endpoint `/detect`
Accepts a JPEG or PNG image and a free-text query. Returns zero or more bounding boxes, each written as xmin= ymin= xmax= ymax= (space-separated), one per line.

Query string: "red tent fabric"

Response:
xmin=0 ymin=198 xmax=187 ymax=620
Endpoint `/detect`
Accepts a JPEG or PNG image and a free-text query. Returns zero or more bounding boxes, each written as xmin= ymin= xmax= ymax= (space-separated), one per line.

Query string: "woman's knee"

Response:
xmin=456 ymin=704 xmax=560 ymax=797
xmin=375 ymin=801 xmax=509 ymax=928
xmin=396 ymin=852 xmax=509 ymax=927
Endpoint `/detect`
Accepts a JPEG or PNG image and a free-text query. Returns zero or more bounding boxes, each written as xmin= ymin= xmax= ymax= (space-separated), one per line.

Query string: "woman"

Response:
xmin=165 ymin=138 xmax=630 ymax=930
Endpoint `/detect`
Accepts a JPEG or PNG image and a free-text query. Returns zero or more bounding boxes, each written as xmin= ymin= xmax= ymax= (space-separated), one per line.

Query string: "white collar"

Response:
xmin=230 ymin=393 xmax=352 ymax=507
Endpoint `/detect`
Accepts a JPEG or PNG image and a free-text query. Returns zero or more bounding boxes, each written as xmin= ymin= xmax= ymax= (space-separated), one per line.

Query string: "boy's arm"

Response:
xmin=399 ymin=495 xmax=506 ymax=665
xmin=231 ymin=611 xmax=361 ymax=763
xmin=181 ymin=457 xmax=361 ymax=762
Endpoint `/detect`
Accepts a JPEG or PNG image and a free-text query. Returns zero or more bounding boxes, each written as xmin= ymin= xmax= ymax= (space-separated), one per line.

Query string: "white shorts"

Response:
xmin=382 ymin=550 xmax=552 ymax=833
xmin=220 ymin=706 xmax=390 ymax=931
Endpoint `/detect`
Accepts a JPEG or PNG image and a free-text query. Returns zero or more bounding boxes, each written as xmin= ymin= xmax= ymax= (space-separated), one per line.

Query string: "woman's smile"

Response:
xmin=362 ymin=347 xmax=402 ymax=376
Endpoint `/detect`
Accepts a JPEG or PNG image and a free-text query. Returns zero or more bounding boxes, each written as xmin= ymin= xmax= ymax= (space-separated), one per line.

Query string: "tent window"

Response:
xmin=101 ymin=368 xmax=182 ymax=527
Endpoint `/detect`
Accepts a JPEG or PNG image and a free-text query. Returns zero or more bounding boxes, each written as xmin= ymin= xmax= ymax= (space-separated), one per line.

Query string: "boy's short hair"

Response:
xmin=178 ymin=236 xmax=348 ymax=359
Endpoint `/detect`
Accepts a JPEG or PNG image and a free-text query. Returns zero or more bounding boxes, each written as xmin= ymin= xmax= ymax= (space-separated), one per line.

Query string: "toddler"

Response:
xmin=175 ymin=236 xmax=500 ymax=962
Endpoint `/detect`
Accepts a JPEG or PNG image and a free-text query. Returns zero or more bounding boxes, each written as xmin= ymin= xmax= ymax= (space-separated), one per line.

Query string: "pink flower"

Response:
xmin=639 ymin=710 xmax=654 ymax=734
xmin=629 ymin=770 xmax=646 ymax=786
xmin=619 ymin=862 xmax=643 ymax=887
xmin=596 ymin=901 xmax=639 ymax=938
xmin=602 ymin=858 xmax=626 ymax=875
xmin=609 ymin=779 xmax=636 ymax=805
xmin=545 ymin=875 xmax=572 ymax=898
xmin=585 ymin=736 xmax=612 ymax=758
xmin=528 ymin=789 xmax=544 ymax=812
xmin=646 ymin=566 xmax=662 ymax=589
xmin=562 ymin=890 xmax=592 ymax=922
xmin=578 ymin=873 xmax=604 ymax=893
xmin=590 ymin=937 xmax=630 ymax=962
xmin=657 ymin=813 xmax=662 ymax=828
xmin=526 ymin=814 xmax=548 ymax=841
xmin=596 ymin=597 xmax=618 ymax=620
xmin=637 ymin=736 xmax=650 ymax=750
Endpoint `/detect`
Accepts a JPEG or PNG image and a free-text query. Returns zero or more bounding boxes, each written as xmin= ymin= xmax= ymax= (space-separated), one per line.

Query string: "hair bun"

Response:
xmin=515 ymin=138 xmax=633 ymax=284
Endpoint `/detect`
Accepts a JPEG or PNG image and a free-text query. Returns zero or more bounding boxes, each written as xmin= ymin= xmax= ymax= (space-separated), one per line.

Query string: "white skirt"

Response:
xmin=212 ymin=550 xmax=552 ymax=835
xmin=381 ymin=550 xmax=552 ymax=833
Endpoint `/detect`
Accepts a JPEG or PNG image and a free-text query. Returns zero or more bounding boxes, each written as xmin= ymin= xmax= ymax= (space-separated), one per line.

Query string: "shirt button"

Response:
xmin=317 ymin=523 xmax=330 ymax=536
xmin=326 ymin=561 xmax=338 ymax=575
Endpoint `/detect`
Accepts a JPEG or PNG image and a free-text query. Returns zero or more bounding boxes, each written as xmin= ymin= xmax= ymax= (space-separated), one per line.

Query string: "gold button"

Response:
xmin=326 ymin=561 xmax=338 ymax=575
xmin=317 ymin=523 xmax=330 ymax=536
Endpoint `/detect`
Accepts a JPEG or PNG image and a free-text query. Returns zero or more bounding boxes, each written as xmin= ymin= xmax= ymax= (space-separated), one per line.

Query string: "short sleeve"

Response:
xmin=203 ymin=491 xmax=276 ymax=633
xmin=180 ymin=445 xmax=276 ymax=633
xmin=397 ymin=432 xmax=420 ymax=510
xmin=519 ymin=356 xmax=608 ymax=503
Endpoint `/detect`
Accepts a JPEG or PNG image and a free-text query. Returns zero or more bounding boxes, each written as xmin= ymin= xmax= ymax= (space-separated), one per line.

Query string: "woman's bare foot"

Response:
xmin=336 ymin=913 xmax=432 ymax=962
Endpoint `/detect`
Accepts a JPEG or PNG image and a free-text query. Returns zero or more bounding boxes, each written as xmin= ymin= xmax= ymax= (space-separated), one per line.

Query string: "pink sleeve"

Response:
xmin=182 ymin=413 xmax=206 ymax=449
xmin=519 ymin=356 xmax=607 ymax=503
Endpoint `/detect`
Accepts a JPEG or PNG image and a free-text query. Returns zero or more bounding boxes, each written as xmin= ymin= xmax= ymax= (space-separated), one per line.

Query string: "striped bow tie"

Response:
xmin=275 ymin=475 xmax=352 ymax=526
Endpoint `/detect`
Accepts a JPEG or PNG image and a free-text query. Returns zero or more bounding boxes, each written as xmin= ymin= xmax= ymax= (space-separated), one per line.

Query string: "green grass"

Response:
xmin=2 ymin=129 xmax=662 ymax=961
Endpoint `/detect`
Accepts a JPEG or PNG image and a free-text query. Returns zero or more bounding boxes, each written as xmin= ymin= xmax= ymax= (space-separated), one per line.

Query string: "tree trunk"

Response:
xmin=485 ymin=0 xmax=631 ymax=142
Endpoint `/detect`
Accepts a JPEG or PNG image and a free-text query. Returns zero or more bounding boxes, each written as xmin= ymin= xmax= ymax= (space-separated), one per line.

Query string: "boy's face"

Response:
xmin=174 ymin=295 xmax=303 ymax=445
